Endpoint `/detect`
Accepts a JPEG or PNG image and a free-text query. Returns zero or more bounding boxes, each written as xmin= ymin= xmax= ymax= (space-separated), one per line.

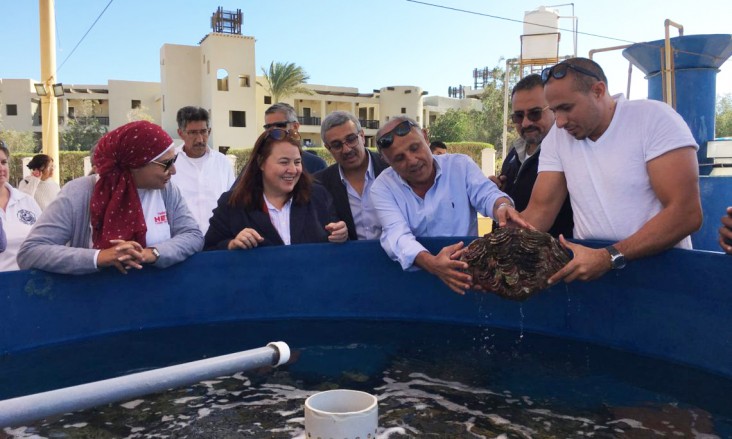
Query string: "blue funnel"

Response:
xmin=623 ymin=34 xmax=732 ymax=175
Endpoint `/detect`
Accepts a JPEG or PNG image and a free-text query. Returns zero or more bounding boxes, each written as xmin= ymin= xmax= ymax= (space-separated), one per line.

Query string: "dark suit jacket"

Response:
xmin=204 ymin=184 xmax=339 ymax=250
xmin=303 ymin=150 xmax=327 ymax=174
xmin=501 ymin=146 xmax=574 ymax=238
xmin=313 ymin=150 xmax=390 ymax=240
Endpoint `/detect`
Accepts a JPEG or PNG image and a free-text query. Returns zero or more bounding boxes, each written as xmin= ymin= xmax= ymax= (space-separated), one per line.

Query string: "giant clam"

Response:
xmin=461 ymin=227 xmax=571 ymax=300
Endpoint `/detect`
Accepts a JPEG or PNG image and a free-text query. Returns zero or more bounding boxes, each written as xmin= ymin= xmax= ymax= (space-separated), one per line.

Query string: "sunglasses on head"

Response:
xmin=150 ymin=153 xmax=178 ymax=172
xmin=263 ymin=120 xmax=296 ymax=130
xmin=541 ymin=63 xmax=602 ymax=84
xmin=376 ymin=120 xmax=419 ymax=149
xmin=266 ymin=128 xmax=301 ymax=142
xmin=510 ymin=106 xmax=549 ymax=124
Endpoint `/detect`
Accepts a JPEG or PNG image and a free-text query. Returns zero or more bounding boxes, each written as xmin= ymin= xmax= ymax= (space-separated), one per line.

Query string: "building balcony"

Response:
xmin=33 ymin=116 xmax=65 ymax=126
xmin=359 ymin=119 xmax=379 ymax=130
xmin=298 ymin=116 xmax=321 ymax=126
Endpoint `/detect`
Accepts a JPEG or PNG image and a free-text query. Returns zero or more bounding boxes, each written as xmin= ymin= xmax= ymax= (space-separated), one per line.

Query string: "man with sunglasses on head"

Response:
xmin=371 ymin=116 xmax=530 ymax=295
xmin=522 ymin=57 xmax=702 ymax=285
xmin=171 ymin=106 xmax=235 ymax=234
xmin=315 ymin=111 xmax=389 ymax=240
xmin=263 ymin=103 xmax=327 ymax=174
xmin=492 ymin=74 xmax=573 ymax=239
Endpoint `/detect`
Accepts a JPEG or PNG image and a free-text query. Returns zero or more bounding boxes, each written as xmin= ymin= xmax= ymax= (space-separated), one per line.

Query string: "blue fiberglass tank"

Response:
xmin=622 ymin=34 xmax=732 ymax=175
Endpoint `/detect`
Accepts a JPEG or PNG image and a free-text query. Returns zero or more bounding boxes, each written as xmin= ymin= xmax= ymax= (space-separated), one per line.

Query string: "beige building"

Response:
xmin=1 ymin=25 xmax=480 ymax=150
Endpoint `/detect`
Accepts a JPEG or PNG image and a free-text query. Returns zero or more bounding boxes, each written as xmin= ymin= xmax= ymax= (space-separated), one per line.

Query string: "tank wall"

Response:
xmin=1 ymin=233 xmax=731 ymax=378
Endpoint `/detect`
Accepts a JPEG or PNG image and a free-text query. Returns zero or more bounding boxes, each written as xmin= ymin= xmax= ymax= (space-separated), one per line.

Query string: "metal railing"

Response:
xmin=298 ymin=116 xmax=321 ymax=126
xmin=359 ymin=119 xmax=379 ymax=130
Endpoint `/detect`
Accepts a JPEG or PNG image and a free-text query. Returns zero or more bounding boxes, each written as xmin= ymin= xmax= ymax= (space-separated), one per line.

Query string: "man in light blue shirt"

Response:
xmin=371 ymin=116 xmax=528 ymax=295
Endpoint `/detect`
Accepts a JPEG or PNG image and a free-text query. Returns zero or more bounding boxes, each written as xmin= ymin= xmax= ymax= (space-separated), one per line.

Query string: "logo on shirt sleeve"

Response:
xmin=17 ymin=209 xmax=37 ymax=225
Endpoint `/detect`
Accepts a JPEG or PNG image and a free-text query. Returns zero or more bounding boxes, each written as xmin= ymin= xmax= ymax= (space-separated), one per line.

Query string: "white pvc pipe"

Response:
xmin=0 ymin=341 xmax=290 ymax=428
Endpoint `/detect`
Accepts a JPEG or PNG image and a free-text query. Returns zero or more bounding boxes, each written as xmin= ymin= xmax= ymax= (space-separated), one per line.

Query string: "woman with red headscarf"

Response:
xmin=18 ymin=121 xmax=203 ymax=274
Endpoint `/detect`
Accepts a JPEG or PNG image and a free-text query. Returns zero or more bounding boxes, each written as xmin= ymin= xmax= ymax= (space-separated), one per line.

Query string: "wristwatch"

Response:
xmin=605 ymin=245 xmax=626 ymax=270
xmin=150 ymin=247 xmax=160 ymax=264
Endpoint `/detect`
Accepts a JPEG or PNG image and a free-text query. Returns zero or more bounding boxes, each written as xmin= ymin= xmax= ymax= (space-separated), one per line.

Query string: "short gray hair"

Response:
xmin=265 ymin=102 xmax=298 ymax=122
xmin=176 ymin=106 xmax=210 ymax=130
xmin=320 ymin=111 xmax=362 ymax=143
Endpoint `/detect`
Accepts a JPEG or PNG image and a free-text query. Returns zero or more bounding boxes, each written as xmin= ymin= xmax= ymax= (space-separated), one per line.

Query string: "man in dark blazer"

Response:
xmin=314 ymin=111 xmax=389 ymax=240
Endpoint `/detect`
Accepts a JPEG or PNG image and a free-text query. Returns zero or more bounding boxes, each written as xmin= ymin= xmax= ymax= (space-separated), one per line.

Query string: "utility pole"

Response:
xmin=39 ymin=0 xmax=60 ymax=184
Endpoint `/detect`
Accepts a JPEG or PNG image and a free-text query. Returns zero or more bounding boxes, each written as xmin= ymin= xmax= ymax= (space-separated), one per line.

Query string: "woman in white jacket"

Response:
xmin=18 ymin=153 xmax=61 ymax=210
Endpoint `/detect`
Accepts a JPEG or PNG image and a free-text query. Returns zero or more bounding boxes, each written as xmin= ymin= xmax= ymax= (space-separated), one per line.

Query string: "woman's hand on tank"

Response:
xmin=325 ymin=221 xmax=348 ymax=243
xmin=98 ymin=240 xmax=145 ymax=274
xmin=228 ymin=228 xmax=264 ymax=250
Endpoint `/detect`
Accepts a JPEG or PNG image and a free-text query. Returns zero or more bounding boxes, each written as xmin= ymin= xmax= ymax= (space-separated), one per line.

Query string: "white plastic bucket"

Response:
xmin=304 ymin=389 xmax=378 ymax=439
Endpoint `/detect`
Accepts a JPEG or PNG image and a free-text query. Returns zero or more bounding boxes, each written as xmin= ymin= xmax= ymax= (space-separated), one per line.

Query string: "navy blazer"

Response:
xmin=204 ymin=184 xmax=339 ymax=250
xmin=314 ymin=150 xmax=389 ymax=240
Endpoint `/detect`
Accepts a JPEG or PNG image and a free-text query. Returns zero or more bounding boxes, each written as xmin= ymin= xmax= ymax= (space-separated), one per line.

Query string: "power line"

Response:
xmin=58 ymin=0 xmax=115 ymax=72
xmin=406 ymin=0 xmax=637 ymax=44
xmin=406 ymin=0 xmax=724 ymax=62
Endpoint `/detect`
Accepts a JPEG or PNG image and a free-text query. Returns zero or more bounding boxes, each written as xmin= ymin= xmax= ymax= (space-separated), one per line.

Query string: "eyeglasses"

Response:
xmin=150 ymin=153 xmax=178 ymax=172
xmin=267 ymin=128 xmax=301 ymax=142
xmin=263 ymin=120 xmax=296 ymax=130
xmin=510 ymin=106 xmax=549 ymax=124
xmin=326 ymin=133 xmax=360 ymax=152
xmin=376 ymin=120 xmax=419 ymax=149
xmin=184 ymin=128 xmax=211 ymax=137
xmin=541 ymin=63 xmax=602 ymax=84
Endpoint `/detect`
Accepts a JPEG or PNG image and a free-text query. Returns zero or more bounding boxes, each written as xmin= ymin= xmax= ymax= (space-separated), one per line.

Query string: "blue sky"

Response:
xmin=1 ymin=0 xmax=731 ymax=100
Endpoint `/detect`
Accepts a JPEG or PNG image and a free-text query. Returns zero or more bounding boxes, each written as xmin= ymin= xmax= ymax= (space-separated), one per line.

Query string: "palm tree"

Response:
xmin=258 ymin=61 xmax=313 ymax=103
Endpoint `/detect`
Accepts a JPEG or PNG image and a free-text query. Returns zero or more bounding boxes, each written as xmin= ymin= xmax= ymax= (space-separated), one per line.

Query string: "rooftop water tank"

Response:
xmin=521 ymin=6 xmax=560 ymax=62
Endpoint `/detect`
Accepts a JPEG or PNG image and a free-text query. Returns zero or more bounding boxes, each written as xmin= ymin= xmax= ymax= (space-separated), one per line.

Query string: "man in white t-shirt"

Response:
xmin=171 ymin=106 xmax=235 ymax=234
xmin=522 ymin=57 xmax=702 ymax=284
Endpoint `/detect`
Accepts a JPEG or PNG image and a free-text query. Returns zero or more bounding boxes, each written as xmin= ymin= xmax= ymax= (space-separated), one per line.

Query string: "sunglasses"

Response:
xmin=326 ymin=133 xmax=360 ymax=152
xmin=376 ymin=120 xmax=419 ymax=149
xmin=541 ymin=63 xmax=602 ymax=84
xmin=267 ymin=128 xmax=301 ymax=142
xmin=263 ymin=120 xmax=296 ymax=130
xmin=150 ymin=153 xmax=178 ymax=172
xmin=510 ymin=106 xmax=549 ymax=124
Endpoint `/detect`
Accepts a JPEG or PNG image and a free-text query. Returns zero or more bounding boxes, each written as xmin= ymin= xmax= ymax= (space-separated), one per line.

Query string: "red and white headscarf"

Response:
xmin=90 ymin=121 xmax=173 ymax=249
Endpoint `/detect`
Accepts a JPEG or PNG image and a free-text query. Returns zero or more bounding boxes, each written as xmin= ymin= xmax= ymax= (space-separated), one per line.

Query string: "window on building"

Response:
xmin=217 ymin=69 xmax=229 ymax=91
xmin=401 ymin=107 xmax=406 ymax=114
xmin=131 ymin=100 xmax=141 ymax=109
xmin=230 ymin=111 xmax=246 ymax=127
xmin=264 ymin=96 xmax=272 ymax=105
xmin=239 ymin=75 xmax=250 ymax=87
xmin=6 ymin=104 xmax=17 ymax=116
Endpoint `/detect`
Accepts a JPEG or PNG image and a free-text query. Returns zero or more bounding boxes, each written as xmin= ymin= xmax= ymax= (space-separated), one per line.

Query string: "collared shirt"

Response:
xmin=338 ymin=154 xmax=382 ymax=240
xmin=171 ymin=145 xmax=235 ymax=234
xmin=1 ymin=183 xmax=42 ymax=271
xmin=264 ymin=195 xmax=293 ymax=245
xmin=371 ymin=153 xmax=510 ymax=270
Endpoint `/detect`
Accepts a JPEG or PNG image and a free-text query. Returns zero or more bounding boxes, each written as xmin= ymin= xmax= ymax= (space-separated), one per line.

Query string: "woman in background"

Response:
xmin=18 ymin=153 xmax=61 ymax=210
xmin=204 ymin=128 xmax=347 ymax=250
xmin=18 ymin=121 xmax=203 ymax=275
xmin=0 ymin=140 xmax=42 ymax=271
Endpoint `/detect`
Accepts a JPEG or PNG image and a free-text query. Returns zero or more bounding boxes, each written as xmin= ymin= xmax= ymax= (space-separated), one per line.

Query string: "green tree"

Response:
xmin=717 ymin=93 xmax=732 ymax=138
xmin=428 ymin=109 xmax=473 ymax=142
xmin=127 ymin=105 xmax=155 ymax=123
xmin=258 ymin=61 xmax=313 ymax=103
xmin=0 ymin=130 xmax=38 ymax=153
xmin=61 ymin=100 xmax=107 ymax=151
